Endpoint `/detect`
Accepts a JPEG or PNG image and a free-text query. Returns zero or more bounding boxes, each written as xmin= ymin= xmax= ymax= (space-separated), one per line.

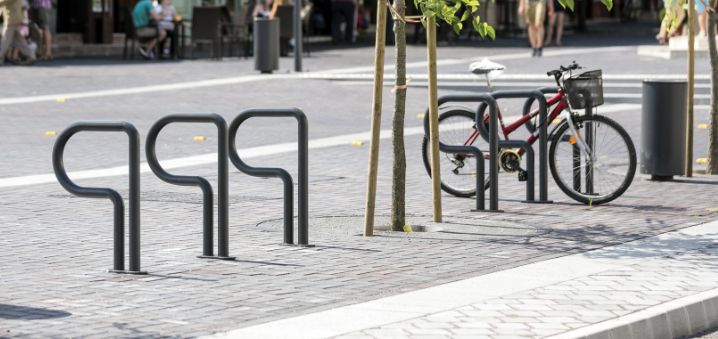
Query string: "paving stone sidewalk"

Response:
xmin=221 ymin=221 xmax=718 ymax=339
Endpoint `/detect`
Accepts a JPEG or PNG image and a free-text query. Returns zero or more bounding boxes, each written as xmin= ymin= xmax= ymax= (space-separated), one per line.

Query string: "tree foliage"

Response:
xmin=412 ymin=0 xmax=612 ymax=39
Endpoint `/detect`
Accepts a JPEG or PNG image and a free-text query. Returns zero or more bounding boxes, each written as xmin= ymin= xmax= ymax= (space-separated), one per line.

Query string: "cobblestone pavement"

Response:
xmin=334 ymin=225 xmax=718 ymax=339
xmin=2 ymin=34 xmax=718 ymax=337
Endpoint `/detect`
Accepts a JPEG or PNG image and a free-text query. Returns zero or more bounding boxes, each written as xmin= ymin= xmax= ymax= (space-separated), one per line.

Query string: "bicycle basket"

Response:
xmin=564 ymin=70 xmax=604 ymax=109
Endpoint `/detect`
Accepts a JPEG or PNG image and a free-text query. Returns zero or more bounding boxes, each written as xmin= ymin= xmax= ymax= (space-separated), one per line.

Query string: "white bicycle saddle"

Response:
xmin=469 ymin=58 xmax=506 ymax=79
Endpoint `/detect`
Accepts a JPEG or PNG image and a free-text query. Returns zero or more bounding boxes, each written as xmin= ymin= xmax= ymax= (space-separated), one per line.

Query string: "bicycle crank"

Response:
xmin=499 ymin=149 xmax=529 ymax=182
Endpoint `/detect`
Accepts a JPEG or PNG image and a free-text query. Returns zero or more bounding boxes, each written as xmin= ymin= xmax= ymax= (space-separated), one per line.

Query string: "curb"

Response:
xmin=549 ymin=287 xmax=718 ymax=339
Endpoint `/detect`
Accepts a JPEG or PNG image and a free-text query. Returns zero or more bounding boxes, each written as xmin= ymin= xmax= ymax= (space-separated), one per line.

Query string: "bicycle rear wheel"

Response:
xmin=422 ymin=108 xmax=490 ymax=198
xmin=549 ymin=114 xmax=636 ymax=205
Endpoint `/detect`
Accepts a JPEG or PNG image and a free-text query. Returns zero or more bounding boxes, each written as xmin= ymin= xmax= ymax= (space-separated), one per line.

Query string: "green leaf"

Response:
xmin=600 ymin=0 xmax=612 ymax=10
xmin=484 ymin=23 xmax=496 ymax=39
xmin=460 ymin=10 xmax=471 ymax=21
xmin=558 ymin=0 xmax=575 ymax=11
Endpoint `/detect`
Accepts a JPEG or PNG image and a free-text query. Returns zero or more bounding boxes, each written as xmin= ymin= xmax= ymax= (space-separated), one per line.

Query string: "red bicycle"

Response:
xmin=422 ymin=61 xmax=636 ymax=205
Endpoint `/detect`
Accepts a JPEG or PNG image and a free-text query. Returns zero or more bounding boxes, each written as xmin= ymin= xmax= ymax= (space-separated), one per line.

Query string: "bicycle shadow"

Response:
xmin=0 ymin=304 xmax=71 ymax=320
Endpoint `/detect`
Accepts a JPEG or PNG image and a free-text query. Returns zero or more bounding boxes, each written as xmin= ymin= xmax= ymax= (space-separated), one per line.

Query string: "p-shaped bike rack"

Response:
xmin=52 ymin=122 xmax=146 ymax=274
xmin=145 ymin=113 xmax=235 ymax=260
xmin=228 ymin=108 xmax=310 ymax=246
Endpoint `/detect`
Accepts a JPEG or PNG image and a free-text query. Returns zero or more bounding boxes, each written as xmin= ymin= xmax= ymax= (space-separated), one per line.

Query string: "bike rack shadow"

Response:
xmin=52 ymin=122 xmax=146 ymax=274
xmin=146 ymin=114 xmax=235 ymax=260
xmin=228 ymin=108 xmax=311 ymax=246
xmin=0 ymin=304 xmax=72 ymax=320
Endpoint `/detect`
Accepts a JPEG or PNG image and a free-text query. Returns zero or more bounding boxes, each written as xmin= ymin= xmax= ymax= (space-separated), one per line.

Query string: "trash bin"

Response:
xmin=640 ymin=80 xmax=687 ymax=181
xmin=253 ymin=17 xmax=279 ymax=74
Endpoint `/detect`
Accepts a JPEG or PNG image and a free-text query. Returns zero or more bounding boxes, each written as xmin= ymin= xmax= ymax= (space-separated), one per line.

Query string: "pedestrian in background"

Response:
xmin=30 ymin=0 xmax=51 ymax=59
xmin=544 ymin=0 xmax=564 ymax=47
xmin=0 ymin=0 xmax=36 ymax=65
xmin=330 ymin=0 xmax=355 ymax=44
xmin=518 ymin=0 xmax=553 ymax=56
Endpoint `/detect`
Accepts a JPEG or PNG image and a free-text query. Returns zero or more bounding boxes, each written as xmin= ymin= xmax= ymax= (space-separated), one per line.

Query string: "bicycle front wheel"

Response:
xmin=422 ymin=108 xmax=490 ymax=198
xmin=549 ymin=114 xmax=636 ymax=205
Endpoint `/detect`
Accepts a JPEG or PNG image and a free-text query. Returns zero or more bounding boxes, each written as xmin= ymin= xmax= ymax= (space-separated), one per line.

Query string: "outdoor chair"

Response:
xmin=274 ymin=5 xmax=311 ymax=57
xmin=191 ymin=6 xmax=224 ymax=60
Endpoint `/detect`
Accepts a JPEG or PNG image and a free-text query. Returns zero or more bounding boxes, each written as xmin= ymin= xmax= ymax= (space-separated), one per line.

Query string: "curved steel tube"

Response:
xmin=228 ymin=108 xmax=309 ymax=246
xmin=424 ymin=94 xmax=498 ymax=211
xmin=145 ymin=113 xmax=233 ymax=259
xmin=52 ymin=121 xmax=143 ymax=274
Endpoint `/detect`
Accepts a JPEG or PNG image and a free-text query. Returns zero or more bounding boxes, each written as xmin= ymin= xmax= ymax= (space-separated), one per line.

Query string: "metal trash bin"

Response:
xmin=253 ymin=17 xmax=279 ymax=74
xmin=640 ymin=80 xmax=687 ymax=180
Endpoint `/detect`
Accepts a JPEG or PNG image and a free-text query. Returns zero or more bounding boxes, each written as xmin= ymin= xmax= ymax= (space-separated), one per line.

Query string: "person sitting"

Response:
xmin=0 ymin=0 xmax=36 ymax=65
xmin=132 ymin=0 xmax=165 ymax=59
xmin=153 ymin=0 xmax=175 ymax=58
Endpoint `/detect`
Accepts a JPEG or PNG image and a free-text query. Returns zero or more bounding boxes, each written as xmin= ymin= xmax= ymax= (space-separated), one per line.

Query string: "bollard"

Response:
xmin=145 ymin=114 xmax=235 ymax=260
xmin=52 ymin=122 xmax=145 ymax=274
xmin=228 ymin=108 xmax=310 ymax=246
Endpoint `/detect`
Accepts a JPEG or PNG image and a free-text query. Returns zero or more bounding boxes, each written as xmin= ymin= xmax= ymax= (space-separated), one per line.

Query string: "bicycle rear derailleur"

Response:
xmin=499 ymin=149 xmax=529 ymax=182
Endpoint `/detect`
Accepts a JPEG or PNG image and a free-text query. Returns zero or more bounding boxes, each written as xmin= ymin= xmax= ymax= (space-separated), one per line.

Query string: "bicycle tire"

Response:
xmin=422 ymin=108 xmax=490 ymax=198
xmin=549 ymin=114 xmax=636 ymax=205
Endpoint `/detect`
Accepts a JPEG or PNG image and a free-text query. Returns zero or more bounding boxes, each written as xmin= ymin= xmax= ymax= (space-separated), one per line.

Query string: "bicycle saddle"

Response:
xmin=469 ymin=58 xmax=505 ymax=78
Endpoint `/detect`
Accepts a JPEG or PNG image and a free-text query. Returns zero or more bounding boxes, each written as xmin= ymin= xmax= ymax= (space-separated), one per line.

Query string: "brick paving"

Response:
xmin=1 ymin=38 xmax=718 ymax=338
xmin=334 ymin=233 xmax=718 ymax=338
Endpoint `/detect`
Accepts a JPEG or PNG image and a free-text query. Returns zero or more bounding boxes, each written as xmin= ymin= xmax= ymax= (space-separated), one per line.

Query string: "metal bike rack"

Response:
xmin=424 ymin=94 xmax=500 ymax=211
xmin=146 ymin=114 xmax=235 ymax=260
xmin=52 ymin=122 xmax=145 ymax=274
xmin=228 ymin=108 xmax=310 ymax=246
xmin=490 ymin=90 xmax=552 ymax=204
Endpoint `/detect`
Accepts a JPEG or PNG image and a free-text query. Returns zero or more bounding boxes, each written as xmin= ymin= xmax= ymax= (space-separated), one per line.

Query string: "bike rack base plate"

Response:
xmin=471 ymin=209 xmax=504 ymax=213
xmin=107 ymin=269 xmax=148 ymax=275
xmin=522 ymin=200 xmax=554 ymax=204
xmin=197 ymin=256 xmax=237 ymax=261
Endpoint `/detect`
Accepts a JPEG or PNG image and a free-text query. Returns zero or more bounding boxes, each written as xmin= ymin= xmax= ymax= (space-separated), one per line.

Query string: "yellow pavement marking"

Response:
xmin=44 ymin=131 xmax=57 ymax=137
xmin=698 ymin=123 xmax=709 ymax=129
xmin=417 ymin=113 xmax=425 ymax=119
xmin=55 ymin=98 xmax=66 ymax=103
xmin=403 ymin=225 xmax=413 ymax=233
xmin=351 ymin=141 xmax=364 ymax=147
xmin=696 ymin=158 xmax=708 ymax=164
xmin=193 ymin=136 xmax=207 ymax=141
xmin=706 ymin=208 xmax=718 ymax=213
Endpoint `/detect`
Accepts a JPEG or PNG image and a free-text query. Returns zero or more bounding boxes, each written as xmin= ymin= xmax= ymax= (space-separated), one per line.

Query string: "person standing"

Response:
xmin=30 ymin=0 xmax=51 ymax=59
xmin=544 ymin=0 xmax=564 ymax=47
xmin=0 ymin=0 xmax=36 ymax=65
xmin=132 ymin=0 xmax=165 ymax=59
xmin=519 ymin=0 xmax=553 ymax=56
xmin=330 ymin=0 xmax=355 ymax=44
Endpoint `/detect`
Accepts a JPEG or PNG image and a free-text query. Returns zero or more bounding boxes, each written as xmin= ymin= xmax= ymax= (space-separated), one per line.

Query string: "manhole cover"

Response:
xmin=256 ymin=215 xmax=546 ymax=237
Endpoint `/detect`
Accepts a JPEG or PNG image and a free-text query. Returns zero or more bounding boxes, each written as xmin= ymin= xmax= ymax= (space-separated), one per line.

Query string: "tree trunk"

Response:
xmin=707 ymin=0 xmax=718 ymax=174
xmin=391 ymin=0 xmax=407 ymax=231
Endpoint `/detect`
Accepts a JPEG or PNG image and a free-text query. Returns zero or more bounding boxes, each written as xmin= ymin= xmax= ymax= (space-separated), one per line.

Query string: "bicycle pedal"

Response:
xmin=518 ymin=169 xmax=528 ymax=182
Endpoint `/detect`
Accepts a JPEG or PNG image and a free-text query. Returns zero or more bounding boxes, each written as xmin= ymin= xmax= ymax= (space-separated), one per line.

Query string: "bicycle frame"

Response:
xmin=463 ymin=91 xmax=570 ymax=154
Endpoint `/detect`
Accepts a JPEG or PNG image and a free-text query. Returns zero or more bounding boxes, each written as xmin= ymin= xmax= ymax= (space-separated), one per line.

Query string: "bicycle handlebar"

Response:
xmin=547 ymin=61 xmax=582 ymax=85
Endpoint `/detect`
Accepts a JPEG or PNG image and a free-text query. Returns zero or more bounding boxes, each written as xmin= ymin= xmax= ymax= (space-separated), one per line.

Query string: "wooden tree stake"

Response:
xmin=426 ymin=17 xmax=443 ymax=222
xmin=363 ymin=0 xmax=388 ymax=236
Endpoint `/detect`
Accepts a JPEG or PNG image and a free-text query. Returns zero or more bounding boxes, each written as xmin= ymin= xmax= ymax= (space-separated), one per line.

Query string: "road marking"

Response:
xmin=0 ymin=47 xmax=639 ymax=106
xmin=0 ymin=103 xmax=639 ymax=189
xmin=333 ymin=80 xmax=713 ymax=89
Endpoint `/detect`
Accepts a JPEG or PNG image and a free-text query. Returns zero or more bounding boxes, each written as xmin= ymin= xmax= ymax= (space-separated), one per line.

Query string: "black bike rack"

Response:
xmin=145 ymin=114 xmax=235 ymax=260
xmin=490 ymin=90 xmax=552 ymax=204
xmin=52 ymin=122 xmax=146 ymax=274
xmin=228 ymin=108 xmax=310 ymax=246
xmin=424 ymin=94 xmax=500 ymax=211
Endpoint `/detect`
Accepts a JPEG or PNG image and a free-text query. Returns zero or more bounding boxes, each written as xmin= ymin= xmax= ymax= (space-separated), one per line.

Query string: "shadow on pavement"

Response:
xmin=0 ymin=304 xmax=72 ymax=320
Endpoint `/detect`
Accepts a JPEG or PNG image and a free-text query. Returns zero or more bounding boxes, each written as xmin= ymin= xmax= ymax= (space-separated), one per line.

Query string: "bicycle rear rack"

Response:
xmin=145 ymin=114 xmax=235 ymax=260
xmin=228 ymin=108 xmax=310 ymax=246
xmin=52 ymin=122 xmax=146 ymax=274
